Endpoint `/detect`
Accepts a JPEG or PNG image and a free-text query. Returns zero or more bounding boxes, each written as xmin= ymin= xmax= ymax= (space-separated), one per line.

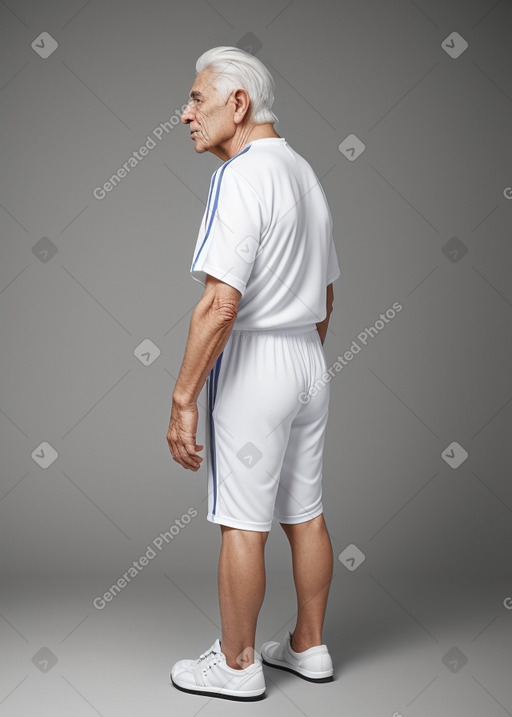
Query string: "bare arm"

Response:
xmin=167 ymin=275 xmax=241 ymax=470
xmin=316 ymin=283 xmax=334 ymax=345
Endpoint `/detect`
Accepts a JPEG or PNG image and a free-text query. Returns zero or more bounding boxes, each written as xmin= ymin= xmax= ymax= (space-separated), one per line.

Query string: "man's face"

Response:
xmin=181 ymin=69 xmax=236 ymax=156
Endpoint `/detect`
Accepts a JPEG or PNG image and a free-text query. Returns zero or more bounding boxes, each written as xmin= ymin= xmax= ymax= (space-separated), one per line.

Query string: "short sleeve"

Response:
xmin=326 ymin=236 xmax=341 ymax=285
xmin=190 ymin=167 xmax=264 ymax=296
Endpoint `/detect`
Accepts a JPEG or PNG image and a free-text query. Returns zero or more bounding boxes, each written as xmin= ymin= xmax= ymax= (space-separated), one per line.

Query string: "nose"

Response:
xmin=181 ymin=101 xmax=194 ymax=124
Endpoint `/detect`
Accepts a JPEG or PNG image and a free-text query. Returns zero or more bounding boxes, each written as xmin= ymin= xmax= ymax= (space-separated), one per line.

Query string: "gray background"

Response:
xmin=1 ymin=0 xmax=511 ymax=715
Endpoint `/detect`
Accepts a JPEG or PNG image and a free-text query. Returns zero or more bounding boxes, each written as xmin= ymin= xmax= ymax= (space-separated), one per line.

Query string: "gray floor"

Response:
xmin=1 ymin=570 xmax=511 ymax=717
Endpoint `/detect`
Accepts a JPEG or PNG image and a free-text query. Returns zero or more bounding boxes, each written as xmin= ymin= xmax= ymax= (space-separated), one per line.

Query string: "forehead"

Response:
xmin=189 ymin=68 xmax=217 ymax=98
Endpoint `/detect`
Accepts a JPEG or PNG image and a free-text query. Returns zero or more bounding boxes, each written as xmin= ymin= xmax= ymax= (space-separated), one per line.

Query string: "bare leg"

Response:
xmin=218 ymin=526 xmax=268 ymax=669
xmin=280 ymin=513 xmax=333 ymax=652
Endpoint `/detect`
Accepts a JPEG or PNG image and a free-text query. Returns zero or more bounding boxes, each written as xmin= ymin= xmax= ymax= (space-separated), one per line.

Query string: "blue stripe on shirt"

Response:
xmin=203 ymin=170 xmax=217 ymax=230
xmin=192 ymin=144 xmax=252 ymax=271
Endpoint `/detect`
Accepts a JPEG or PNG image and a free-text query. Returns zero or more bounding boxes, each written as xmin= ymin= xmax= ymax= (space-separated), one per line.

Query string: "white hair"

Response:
xmin=195 ymin=46 xmax=278 ymax=125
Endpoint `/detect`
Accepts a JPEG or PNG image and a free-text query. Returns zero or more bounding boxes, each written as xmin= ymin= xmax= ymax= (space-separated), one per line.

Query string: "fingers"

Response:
xmin=171 ymin=444 xmax=197 ymax=470
xmin=168 ymin=436 xmax=203 ymax=471
xmin=177 ymin=443 xmax=202 ymax=470
xmin=166 ymin=405 xmax=202 ymax=470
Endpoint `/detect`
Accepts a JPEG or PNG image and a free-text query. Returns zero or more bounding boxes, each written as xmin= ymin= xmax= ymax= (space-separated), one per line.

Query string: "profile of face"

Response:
xmin=181 ymin=69 xmax=245 ymax=157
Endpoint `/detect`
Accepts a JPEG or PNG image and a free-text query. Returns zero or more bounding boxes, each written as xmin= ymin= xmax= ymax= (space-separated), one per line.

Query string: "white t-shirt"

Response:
xmin=190 ymin=137 xmax=340 ymax=330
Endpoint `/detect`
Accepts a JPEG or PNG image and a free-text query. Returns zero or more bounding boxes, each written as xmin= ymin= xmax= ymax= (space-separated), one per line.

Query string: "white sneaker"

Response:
xmin=260 ymin=631 xmax=334 ymax=682
xmin=170 ymin=639 xmax=266 ymax=701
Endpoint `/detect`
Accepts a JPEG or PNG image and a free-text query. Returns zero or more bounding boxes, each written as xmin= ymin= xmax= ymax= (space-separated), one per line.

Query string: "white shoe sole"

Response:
xmin=261 ymin=652 xmax=333 ymax=682
xmin=170 ymin=675 xmax=266 ymax=701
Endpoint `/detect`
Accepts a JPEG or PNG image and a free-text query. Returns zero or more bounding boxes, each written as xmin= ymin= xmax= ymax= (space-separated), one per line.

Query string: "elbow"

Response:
xmin=211 ymin=298 xmax=238 ymax=326
xmin=326 ymin=284 xmax=334 ymax=317
xmin=200 ymin=278 xmax=241 ymax=327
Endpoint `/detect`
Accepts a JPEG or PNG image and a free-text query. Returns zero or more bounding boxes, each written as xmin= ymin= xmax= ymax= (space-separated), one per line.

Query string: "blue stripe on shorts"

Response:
xmin=208 ymin=351 xmax=224 ymax=516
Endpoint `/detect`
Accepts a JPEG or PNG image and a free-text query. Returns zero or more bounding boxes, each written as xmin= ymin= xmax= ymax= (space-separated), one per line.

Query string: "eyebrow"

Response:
xmin=189 ymin=90 xmax=204 ymax=99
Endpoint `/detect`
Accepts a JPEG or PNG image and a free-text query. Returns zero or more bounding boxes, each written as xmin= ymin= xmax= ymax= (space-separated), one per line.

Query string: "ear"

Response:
xmin=231 ymin=88 xmax=251 ymax=125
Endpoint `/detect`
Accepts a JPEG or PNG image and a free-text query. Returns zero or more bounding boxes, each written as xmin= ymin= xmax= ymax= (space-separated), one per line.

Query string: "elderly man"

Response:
xmin=167 ymin=46 xmax=340 ymax=701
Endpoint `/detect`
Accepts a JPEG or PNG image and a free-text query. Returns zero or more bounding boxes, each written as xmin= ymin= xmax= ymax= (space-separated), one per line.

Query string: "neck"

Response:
xmin=215 ymin=123 xmax=281 ymax=161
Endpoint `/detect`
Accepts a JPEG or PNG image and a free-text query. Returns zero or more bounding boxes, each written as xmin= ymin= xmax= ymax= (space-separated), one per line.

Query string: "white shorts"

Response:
xmin=204 ymin=325 xmax=330 ymax=532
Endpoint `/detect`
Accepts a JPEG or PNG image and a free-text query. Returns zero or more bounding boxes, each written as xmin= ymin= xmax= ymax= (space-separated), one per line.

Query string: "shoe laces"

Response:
xmin=196 ymin=647 xmax=223 ymax=671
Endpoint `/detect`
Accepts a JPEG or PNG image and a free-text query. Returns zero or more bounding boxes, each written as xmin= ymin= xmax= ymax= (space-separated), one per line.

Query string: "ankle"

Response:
xmin=290 ymin=632 xmax=322 ymax=652
xmin=221 ymin=643 xmax=255 ymax=670
xmin=226 ymin=659 xmax=245 ymax=670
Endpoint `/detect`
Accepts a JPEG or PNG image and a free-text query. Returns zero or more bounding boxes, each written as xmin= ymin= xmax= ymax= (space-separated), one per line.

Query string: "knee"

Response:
xmin=281 ymin=514 xmax=326 ymax=532
xmin=280 ymin=514 xmax=330 ymax=544
xmin=221 ymin=525 xmax=269 ymax=547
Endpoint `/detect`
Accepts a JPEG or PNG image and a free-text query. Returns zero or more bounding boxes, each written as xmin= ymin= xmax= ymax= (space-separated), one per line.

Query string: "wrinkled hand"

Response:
xmin=167 ymin=399 xmax=203 ymax=471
